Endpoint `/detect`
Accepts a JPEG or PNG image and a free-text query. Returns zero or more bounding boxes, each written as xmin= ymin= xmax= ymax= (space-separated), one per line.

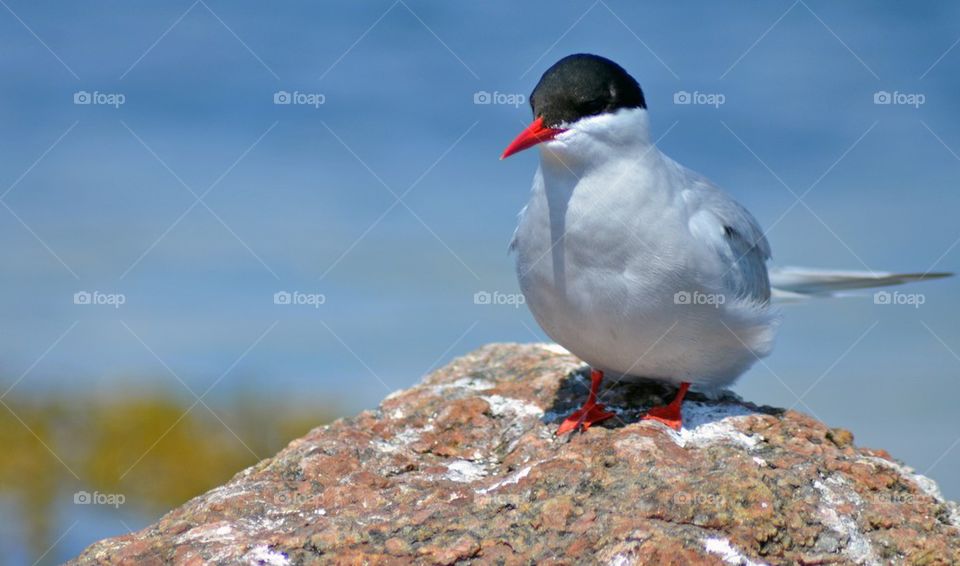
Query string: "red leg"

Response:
xmin=642 ymin=382 xmax=690 ymax=431
xmin=556 ymin=369 xmax=615 ymax=435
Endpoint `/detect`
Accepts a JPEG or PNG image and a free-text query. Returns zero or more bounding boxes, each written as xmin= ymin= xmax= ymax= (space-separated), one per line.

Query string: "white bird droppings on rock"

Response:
xmin=244 ymin=544 xmax=290 ymax=566
xmin=433 ymin=376 xmax=496 ymax=392
xmin=607 ymin=554 xmax=633 ymax=566
xmin=703 ymin=537 xmax=768 ymax=566
xmin=445 ymin=460 xmax=487 ymax=483
xmin=666 ymin=402 xmax=761 ymax=449
xmin=174 ymin=524 xmax=235 ymax=546
xmin=813 ymin=476 xmax=879 ymax=564
xmin=476 ymin=465 xmax=532 ymax=494
xmin=481 ymin=395 xmax=544 ymax=418
xmin=373 ymin=424 xmax=435 ymax=455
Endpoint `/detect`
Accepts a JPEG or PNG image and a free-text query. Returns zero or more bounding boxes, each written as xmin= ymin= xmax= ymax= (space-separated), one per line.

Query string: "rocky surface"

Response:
xmin=72 ymin=343 xmax=960 ymax=565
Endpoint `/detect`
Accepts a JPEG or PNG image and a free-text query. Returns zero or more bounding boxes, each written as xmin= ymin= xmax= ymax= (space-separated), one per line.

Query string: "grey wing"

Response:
xmin=685 ymin=182 xmax=772 ymax=304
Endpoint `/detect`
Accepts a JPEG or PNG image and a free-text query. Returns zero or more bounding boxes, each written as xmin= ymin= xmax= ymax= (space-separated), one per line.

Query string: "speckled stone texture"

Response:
xmin=71 ymin=343 xmax=960 ymax=565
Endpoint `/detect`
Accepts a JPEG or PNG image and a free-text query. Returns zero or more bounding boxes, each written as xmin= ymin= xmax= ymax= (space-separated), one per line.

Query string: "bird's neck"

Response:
xmin=537 ymin=107 xmax=655 ymax=175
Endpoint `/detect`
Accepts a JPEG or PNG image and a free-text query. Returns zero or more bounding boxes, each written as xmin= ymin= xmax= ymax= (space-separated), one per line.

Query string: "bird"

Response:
xmin=500 ymin=53 xmax=951 ymax=435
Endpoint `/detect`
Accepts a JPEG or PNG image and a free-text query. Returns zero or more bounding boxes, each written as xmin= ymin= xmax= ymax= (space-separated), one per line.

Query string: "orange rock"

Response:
xmin=67 ymin=344 xmax=960 ymax=565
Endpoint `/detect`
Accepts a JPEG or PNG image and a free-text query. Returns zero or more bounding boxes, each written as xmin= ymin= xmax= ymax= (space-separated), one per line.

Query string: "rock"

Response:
xmin=70 ymin=343 xmax=960 ymax=565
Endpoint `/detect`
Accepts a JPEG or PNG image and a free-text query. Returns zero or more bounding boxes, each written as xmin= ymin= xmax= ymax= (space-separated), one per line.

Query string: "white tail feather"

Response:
xmin=769 ymin=266 xmax=951 ymax=302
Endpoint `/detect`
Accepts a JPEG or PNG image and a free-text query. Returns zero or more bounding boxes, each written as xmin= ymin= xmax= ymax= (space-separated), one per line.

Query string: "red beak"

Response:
xmin=500 ymin=116 xmax=567 ymax=159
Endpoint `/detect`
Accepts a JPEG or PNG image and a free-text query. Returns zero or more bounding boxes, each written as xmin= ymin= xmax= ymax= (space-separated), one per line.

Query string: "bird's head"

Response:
xmin=501 ymin=54 xmax=649 ymax=162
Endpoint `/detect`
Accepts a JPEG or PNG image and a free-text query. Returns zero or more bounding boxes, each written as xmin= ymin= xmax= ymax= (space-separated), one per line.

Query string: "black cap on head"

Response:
xmin=530 ymin=54 xmax=646 ymax=128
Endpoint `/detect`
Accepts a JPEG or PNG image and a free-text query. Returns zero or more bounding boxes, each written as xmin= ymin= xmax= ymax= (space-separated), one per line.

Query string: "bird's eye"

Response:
xmin=578 ymin=98 xmax=607 ymax=116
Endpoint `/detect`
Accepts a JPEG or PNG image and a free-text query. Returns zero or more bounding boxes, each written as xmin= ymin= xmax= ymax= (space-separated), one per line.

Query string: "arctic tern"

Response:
xmin=501 ymin=53 xmax=950 ymax=434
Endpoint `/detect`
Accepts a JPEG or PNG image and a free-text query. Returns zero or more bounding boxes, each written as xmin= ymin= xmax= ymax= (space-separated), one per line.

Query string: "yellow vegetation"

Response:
xmin=0 ymin=391 xmax=337 ymax=559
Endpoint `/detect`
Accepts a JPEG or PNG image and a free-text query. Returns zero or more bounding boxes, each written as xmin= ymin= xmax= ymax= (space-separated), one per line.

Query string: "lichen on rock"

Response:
xmin=70 ymin=343 xmax=960 ymax=565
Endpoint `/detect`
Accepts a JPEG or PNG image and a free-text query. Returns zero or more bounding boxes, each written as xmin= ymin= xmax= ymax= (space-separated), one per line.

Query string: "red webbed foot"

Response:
xmin=641 ymin=381 xmax=691 ymax=431
xmin=556 ymin=401 xmax=615 ymax=434
xmin=556 ymin=369 xmax=615 ymax=435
